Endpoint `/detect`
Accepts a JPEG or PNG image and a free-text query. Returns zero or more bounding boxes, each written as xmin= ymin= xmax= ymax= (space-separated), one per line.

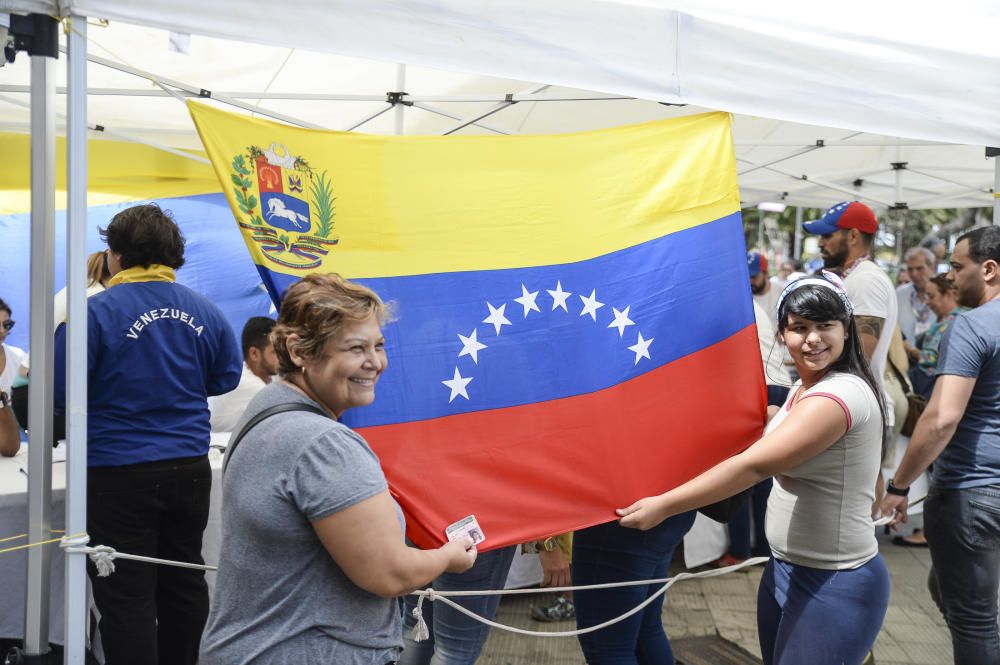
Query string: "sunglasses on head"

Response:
xmin=1 ymin=320 xmax=14 ymax=331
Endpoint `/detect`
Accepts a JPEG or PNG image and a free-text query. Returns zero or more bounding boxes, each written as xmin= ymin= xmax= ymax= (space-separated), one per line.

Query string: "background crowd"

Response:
xmin=1 ymin=202 xmax=997 ymax=665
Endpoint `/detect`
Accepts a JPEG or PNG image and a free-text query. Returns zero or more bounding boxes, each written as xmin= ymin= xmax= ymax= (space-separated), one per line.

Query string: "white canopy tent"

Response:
xmin=2 ymin=3 xmax=999 ymax=663
xmin=1 ymin=6 xmax=999 ymax=211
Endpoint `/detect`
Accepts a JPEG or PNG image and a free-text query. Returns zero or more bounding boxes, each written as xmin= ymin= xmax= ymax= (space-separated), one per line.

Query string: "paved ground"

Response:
xmin=474 ymin=529 xmax=953 ymax=664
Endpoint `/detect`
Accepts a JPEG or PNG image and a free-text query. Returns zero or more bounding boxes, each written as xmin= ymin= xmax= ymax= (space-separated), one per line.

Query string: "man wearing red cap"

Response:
xmin=804 ymin=201 xmax=898 ymax=422
xmin=748 ymin=251 xmax=781 ymax=319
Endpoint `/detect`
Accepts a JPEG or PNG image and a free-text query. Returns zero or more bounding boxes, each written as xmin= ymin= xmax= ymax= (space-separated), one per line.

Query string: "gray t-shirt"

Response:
xmin=765 ymin=373 xmax=882 ymax=570
xmin=933 ymin=300 xmax=1000 ymax=489
xmin=199 ymin=381 xmax=402 ymax=665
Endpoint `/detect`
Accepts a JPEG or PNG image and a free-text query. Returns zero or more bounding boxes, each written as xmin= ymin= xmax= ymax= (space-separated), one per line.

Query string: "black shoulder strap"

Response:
xmin=223 ymin=402 xmax=329 ymax=474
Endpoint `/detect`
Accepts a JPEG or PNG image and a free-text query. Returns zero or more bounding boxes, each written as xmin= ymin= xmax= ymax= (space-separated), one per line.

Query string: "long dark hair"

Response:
xmin=777 ymin=280 xmax=887 ymax=452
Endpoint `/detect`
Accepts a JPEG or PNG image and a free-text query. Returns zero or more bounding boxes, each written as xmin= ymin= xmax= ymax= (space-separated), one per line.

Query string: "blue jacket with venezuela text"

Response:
xmin=55 ymin=266 xmax=242 ymax=467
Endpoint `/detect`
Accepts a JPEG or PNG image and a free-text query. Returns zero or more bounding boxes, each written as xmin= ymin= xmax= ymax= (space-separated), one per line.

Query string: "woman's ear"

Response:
xmin=285 ymin=333 xmax=305 ymax=369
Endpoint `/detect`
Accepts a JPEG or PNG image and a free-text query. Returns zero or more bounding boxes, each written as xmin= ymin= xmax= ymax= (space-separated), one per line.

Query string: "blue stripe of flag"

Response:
xmin=262 ymin=212 xmax=754 ymax=428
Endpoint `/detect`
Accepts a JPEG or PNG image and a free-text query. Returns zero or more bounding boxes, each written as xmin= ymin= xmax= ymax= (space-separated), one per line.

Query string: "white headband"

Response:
xmin=775 ymin=272 xmax=854 ymax=319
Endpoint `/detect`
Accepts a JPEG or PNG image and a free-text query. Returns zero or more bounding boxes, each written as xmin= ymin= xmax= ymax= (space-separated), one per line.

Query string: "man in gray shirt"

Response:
xmin=883 ymin=226 xmax=1000 ymax=665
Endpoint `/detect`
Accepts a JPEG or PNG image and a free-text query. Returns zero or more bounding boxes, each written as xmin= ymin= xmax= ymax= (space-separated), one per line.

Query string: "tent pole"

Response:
xmin=894 ymin=147 xmax=905 ymax=207
xmin=894 ymin=148 xmax=906 ymax=259
xmin=410 ymin=102 xmax=509 ymax=134
xmin=0 ymin=83 xmax=634 ymax=104
xmin=905 ymin=166 xmax=992 ymax=194
xmin=395 ymin=64 xmax=406 ymax=136
xmin=74 ymin=49 xmax=327 ymax=129
xmin=441 ymin=101 xmax=514 ymax=135
xmin=993 ymin=149 xmax=999 ymax=225
xmin=344 ymin=104 xmax=392 ymax=132
xmin=735 ymin=156 xmax=894 ymax=207
xmin=794 ymin=207 xmax=803 ymax=261
xmin=0 ymin=93 xmax=210 ymax=165
xmin=64 ymin=15 xmax=90 ymax=665
xmin=909 ymin=183 xmax=995 ymax=208
xmin=440 ymin=84 xmax=549 ymax=136
xmin=24 ymin=14 xmax=58 ymax=661
xmin=736 ymin=145 xmax=822 ymax=176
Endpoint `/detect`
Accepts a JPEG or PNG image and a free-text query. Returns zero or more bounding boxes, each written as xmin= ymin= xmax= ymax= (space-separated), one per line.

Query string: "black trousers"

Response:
xmin=87 ymin=455 xmax=211 ymax=665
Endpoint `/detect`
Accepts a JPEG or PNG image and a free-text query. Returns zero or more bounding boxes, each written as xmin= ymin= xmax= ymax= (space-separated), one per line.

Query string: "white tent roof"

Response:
xmin=1 ymin=1 xmax=998 ymax=210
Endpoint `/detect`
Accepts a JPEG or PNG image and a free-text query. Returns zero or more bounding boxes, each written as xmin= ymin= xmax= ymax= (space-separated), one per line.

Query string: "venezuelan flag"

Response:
xmin=190 ymin=103 xmax=766 ymax=550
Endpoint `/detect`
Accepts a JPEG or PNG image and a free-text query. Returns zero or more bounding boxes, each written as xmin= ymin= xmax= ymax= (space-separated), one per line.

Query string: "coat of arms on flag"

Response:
xmin=228 ymin=142 xmax=338 ymax=269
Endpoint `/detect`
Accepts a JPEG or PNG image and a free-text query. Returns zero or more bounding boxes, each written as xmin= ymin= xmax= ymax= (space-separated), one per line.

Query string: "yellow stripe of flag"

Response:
xmin=188 ymin=102 xmax=739 ymax=279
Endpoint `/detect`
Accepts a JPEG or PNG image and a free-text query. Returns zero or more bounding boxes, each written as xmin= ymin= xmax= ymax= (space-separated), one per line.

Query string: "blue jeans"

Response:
xmin=399 ymin=545 xmax=517 ymax=665
xmin=572 ymin=512 xmax=696 ymax=665
xmin=757 ymin=555 xmax=889 ymax=665
xmin=925 ymin=485 xmax=1000 ymax=665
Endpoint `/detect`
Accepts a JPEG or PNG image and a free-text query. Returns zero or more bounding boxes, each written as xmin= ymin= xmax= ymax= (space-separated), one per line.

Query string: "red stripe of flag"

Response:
xmin=361 ymin=324 xmax=766 ymax=550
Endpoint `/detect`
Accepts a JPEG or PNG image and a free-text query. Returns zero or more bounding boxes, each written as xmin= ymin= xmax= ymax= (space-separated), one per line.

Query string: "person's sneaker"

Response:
xmin=711 ymin=553 xmax=748 ymax=568
xmin=531 ymin=596 xmax=575 ymax=622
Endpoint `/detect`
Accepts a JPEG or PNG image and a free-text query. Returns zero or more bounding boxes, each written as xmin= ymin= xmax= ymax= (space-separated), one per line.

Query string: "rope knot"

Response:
xmin=89 ymin=545 xmax=118 ymax=577
xmin=409 ymin=589 xmax=433 ymax=642
xmin=59 ymin=532 xmax=90 ymax=550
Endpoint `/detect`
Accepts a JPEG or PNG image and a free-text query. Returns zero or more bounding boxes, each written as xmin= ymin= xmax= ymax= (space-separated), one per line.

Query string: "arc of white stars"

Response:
xmin=608 ymin=305 xmax=635 ymax=337
xmin=482 ymin=302 xmax=512 ymax=335
xmin=442 ymin=367 xmax=473 ymax=402
xmin=547 ymin=281 xmax=571 ymax=312
xmin=514 ymin=284 xmax=541 ymax=317
xmin=627 ymin=331 xmax=653 ymax=365
xmin=579 ymin=289 xmax=605 ymax=322
xmin=457 ymin=329 xmax=487 ymax=364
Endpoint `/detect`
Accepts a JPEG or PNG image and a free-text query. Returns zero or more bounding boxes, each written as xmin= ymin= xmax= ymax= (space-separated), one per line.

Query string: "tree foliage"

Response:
xmin=743 ymin=205 xmax=993 ymax=266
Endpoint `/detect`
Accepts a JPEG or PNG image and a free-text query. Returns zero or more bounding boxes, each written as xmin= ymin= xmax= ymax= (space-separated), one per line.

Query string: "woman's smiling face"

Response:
xmin=781 ymin=313 xmax=846 ymax=378
xmin=300 ymin=313 xmax=387 ymax=418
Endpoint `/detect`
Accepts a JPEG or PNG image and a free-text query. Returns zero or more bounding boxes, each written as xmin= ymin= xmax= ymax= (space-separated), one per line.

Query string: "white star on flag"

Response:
xmin=482 ymin=302 xmax=512 ymax=335
xmin=547 ymin=281 xmax=572 ymax=312
xmin=579 ymin=289 xmax=605 ymax=321
xmin=628 ymin=332 xmax=654 ymax=365
xmin=608 ymin=305 xmax=635 ymax=337
xmin=514 ymin=284 xmax=541 ymax=317
xmin=442 ymin=367 xmax=473 ymax=402
xmin=457 ymin=329 xmax=488 ymax=364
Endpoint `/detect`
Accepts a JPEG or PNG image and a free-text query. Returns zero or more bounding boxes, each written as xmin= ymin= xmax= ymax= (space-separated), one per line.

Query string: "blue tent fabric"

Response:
xmin=0 ymin=193 xmax=274 ymax=353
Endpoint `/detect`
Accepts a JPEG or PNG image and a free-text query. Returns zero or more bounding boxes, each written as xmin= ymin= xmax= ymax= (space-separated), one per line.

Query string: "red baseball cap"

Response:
xmin=803 ymin=201 xmax=878 ymax=235
xmin=747 ymin=251 xmax=768 ymax=277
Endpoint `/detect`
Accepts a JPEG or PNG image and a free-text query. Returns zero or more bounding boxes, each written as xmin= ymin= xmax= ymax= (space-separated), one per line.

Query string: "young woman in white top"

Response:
xmin=618 ymin=274 xmax=889 ymax=665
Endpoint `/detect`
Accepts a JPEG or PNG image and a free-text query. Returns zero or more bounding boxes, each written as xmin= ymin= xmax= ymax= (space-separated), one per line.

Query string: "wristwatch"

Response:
xmin=886 ymin=479 xmax=910 ymax=497
xmin=521 ymin=536 xmax=558 ymax=554
xmin=0 ymin=390 xmax=9 ymax=409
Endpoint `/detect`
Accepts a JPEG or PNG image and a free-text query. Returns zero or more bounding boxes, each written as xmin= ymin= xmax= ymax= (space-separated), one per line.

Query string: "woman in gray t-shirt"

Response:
xmin=618 ymin=275 xmax=890 ymax=665
xmin=200 ymin=274 xmax=477 ymax=665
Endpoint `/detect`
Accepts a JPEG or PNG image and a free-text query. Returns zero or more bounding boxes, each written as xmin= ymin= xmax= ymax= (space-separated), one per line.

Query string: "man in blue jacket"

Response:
xmin=56 ymin=203 xmax=241 ymax=665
